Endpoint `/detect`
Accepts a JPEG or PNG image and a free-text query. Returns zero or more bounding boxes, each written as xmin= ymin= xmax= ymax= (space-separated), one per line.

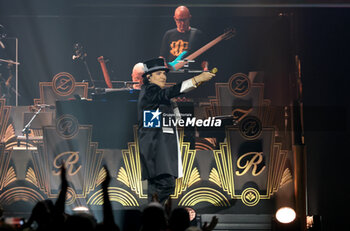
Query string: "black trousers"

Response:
xmin=148 ymin=174 xmax=176 ymax=204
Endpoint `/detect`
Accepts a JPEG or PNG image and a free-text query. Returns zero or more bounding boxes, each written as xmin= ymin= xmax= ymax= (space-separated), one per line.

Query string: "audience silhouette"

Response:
xmin=0 ymin=165 xmax=218 ymax=231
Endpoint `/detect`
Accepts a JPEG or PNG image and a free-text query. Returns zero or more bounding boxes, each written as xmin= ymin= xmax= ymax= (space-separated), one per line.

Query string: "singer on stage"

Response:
xmin=137 ymin=58 xmax=215 ymax=204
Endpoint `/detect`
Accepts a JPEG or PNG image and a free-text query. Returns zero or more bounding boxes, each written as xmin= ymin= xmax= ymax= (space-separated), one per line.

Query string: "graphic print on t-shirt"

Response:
xmin=170 ymin=40 xmax=189 ymax=56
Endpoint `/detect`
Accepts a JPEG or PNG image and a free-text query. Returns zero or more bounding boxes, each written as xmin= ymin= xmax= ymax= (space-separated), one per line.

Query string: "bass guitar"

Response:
xmin=168 ymin=28 xmax=236 ymax=70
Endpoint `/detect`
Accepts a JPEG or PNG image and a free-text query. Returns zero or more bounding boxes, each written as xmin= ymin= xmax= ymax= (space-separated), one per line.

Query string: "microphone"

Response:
xmin=35 ymin=104 xmax=56 ymax=109
xmin=210 ymin=67 xmax=218 ymax=74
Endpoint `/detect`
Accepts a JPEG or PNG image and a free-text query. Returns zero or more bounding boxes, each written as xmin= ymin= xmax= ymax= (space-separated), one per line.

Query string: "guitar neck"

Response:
xmin=174 ymin=35 xmax=224 ymax=70
xmin=98 ymin=57 xmax=113 ymax=88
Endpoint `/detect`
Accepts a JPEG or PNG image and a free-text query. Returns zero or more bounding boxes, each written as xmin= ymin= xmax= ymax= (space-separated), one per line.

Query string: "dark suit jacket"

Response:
xmin=137 ymin=83 xmax=184 ymax=180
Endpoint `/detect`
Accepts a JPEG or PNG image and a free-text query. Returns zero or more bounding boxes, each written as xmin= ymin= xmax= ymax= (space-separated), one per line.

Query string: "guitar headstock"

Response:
xmin=97 ymin=56 xmax=105 ymax=63
xmin=222 ymin=28 xmax=236 ymax=40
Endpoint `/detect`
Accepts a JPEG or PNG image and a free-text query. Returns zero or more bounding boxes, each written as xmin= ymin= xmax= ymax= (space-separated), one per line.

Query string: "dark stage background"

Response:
xmin=298 ymin=8 xmax=350 ymax=230
xmin=1 ymin=0 xmax=350 ymax=229
xmin=0 ymin=0 xmax=292 ymax=105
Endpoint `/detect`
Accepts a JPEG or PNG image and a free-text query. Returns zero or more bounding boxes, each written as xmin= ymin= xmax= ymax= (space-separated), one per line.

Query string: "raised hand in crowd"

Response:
xmin=151 ymin=193 xmax=160 ymax=203
xmin=164 ymin=196 xmax=172 ymax=218
xmin=51 ymin=164 xmax=68 ymax=231
xmin=56 ymin=164 xmax=68 ymax=213
xmin=101 ymin=165 xmax=119 ymax=231
xmin=201 ymin=216 xmax=218 ymax=231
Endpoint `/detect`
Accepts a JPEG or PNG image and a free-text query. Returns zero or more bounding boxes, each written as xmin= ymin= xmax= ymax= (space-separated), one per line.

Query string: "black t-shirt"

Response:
xmin=160 ymin=28 xmax=204 ymax=63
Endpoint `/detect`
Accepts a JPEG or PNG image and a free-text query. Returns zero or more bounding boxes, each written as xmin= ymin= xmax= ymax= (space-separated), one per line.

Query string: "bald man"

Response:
xmin=160 ymin=6 xmax=206 ymax=68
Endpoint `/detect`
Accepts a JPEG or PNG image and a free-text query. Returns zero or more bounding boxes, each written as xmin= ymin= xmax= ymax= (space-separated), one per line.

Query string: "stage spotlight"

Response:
xmin=275 ymin=207 xmax=296 ymax=224
xmin=72 ymin=206 xmax=89 ymax=213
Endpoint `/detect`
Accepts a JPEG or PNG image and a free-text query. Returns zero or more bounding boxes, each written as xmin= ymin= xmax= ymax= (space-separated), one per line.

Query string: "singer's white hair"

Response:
xmin=132 ymin=62 xmax=145 ymax=74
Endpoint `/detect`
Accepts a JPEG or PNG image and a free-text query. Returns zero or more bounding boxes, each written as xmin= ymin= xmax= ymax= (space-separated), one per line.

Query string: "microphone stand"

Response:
xmin=0 ymin=58 xmax=20 ymax=65
xmin=21 ymin=105 xmax=44 ymax=150
xmin=82 ymin=56 xmax=96 ymax=90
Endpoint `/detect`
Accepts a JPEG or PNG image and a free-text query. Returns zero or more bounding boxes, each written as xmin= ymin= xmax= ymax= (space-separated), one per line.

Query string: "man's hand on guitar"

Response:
xmin=168 ymin=51 xmax=188 ymax=70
